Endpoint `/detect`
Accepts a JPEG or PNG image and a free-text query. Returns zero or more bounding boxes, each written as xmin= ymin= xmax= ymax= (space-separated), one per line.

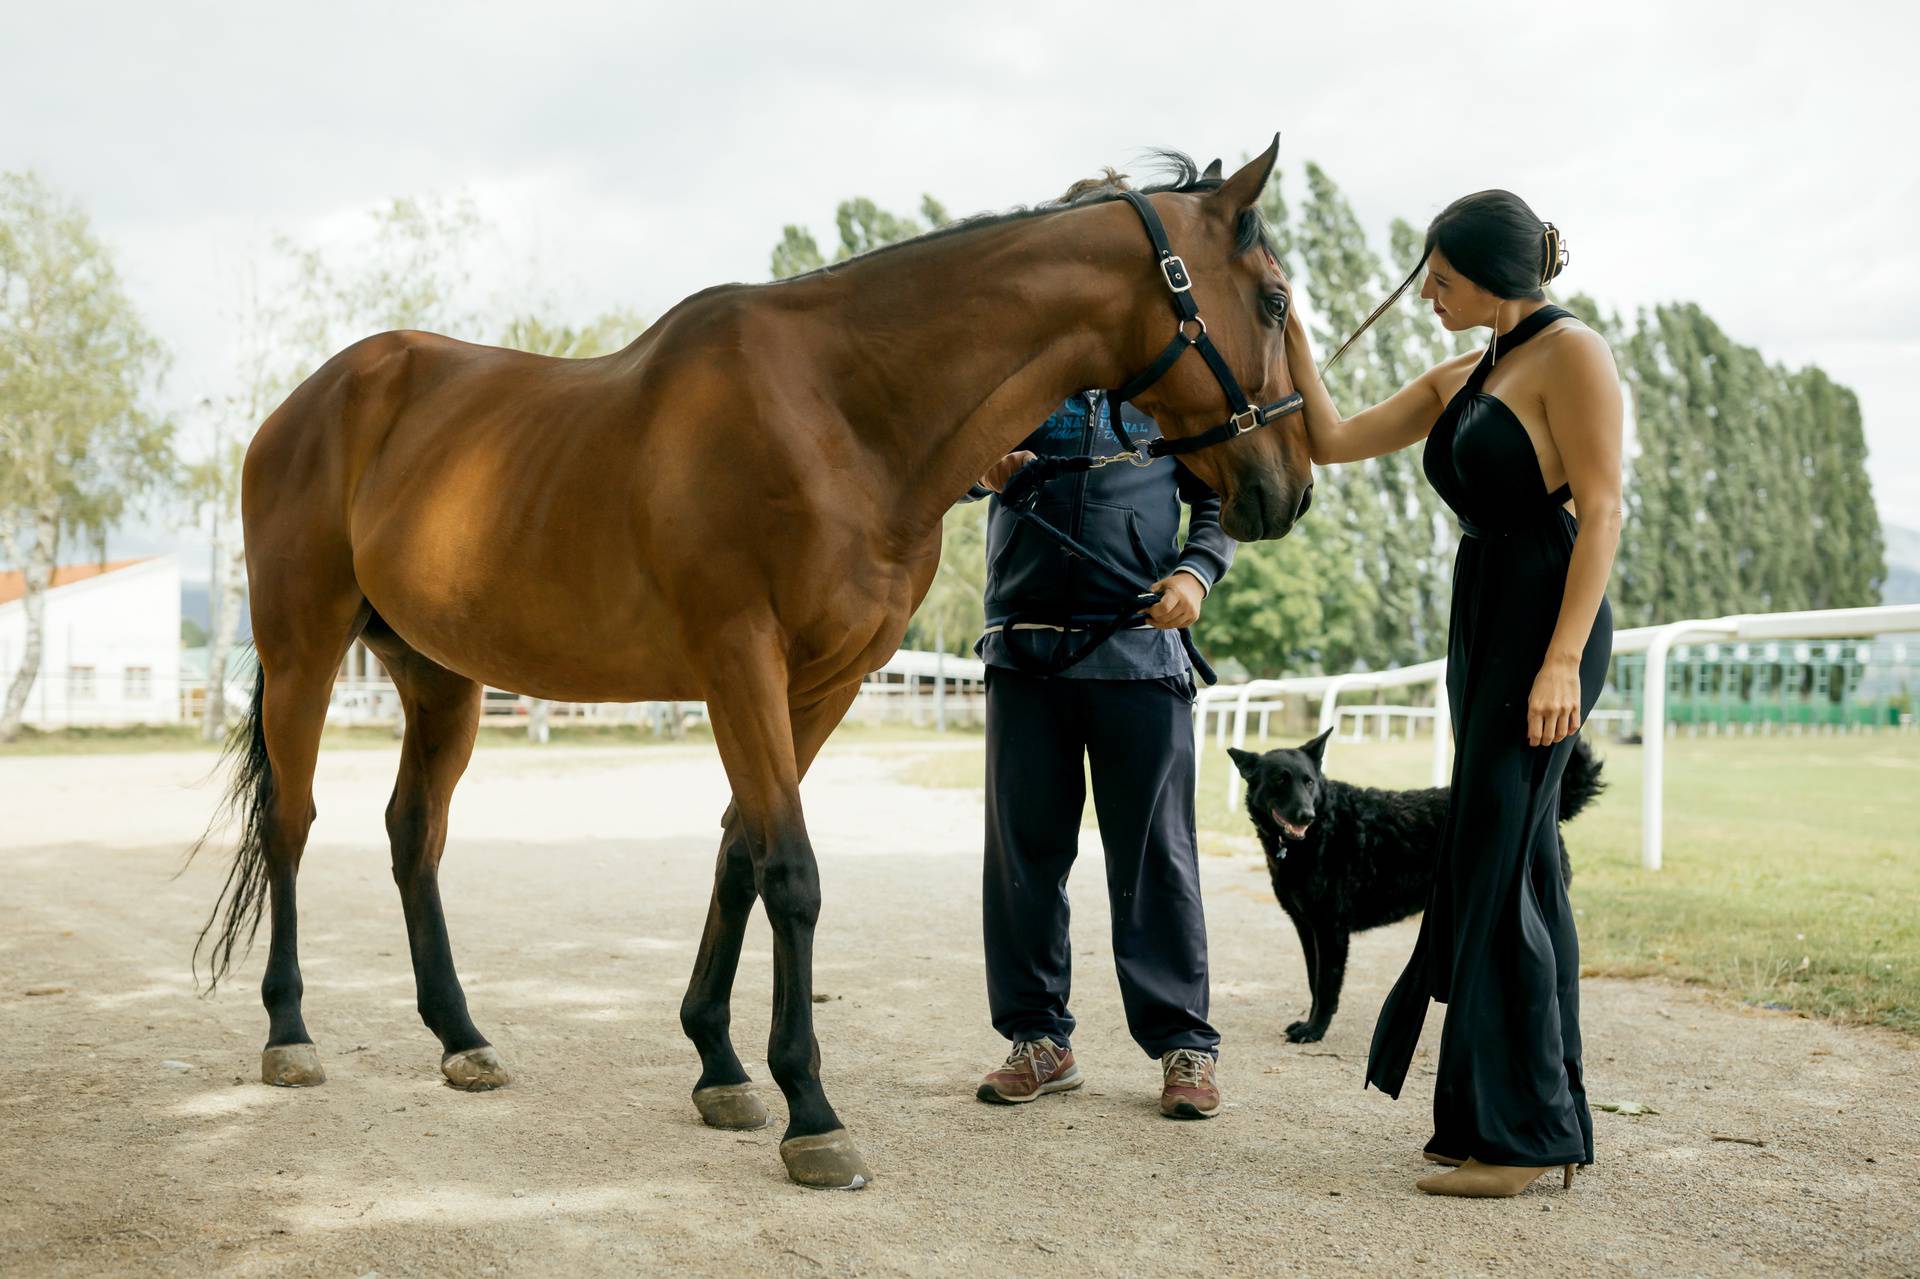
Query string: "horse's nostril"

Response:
xmin=1296 ymin=484 xmax=1314 ymax=518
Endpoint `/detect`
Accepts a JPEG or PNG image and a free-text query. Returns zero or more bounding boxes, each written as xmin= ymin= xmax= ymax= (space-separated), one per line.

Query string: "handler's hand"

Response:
xmin=980 ymin=450 xmax=1037 ymax=493
xmin=1146 ymin=573 xmax=1204 ymax=630
xmin=1526 ymin=656 xmax=1582 ymax=747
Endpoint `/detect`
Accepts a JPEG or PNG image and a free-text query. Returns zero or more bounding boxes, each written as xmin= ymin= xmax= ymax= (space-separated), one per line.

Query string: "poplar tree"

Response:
xmin=764 ymin=161 xmax=1888 ymax=673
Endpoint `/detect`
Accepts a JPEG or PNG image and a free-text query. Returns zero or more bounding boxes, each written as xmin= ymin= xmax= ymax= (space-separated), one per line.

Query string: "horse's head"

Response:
xmin=1120 ymin=138 xmax=1313 ymax=542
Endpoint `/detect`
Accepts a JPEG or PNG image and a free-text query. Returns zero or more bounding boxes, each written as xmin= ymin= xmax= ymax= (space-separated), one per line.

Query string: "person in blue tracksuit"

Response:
xmin=962 ymin=379 xmax=1237 ymax=1119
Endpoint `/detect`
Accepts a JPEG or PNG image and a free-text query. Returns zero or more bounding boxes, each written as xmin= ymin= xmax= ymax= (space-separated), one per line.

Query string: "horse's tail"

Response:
xmin=185 ymin=661 xmax=274 ymax=992
xmin=1558 ymin=734 xmax=1606 ymax=822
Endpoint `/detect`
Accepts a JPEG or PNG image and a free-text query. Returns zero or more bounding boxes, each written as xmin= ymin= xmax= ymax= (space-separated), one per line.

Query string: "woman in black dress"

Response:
xmin=1282 ymin=192 xmax=1622 ymax=1197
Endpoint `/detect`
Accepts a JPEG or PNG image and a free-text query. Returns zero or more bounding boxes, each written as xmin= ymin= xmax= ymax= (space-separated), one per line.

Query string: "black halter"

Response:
xmin=1101 ymin=189 xmax=1305 ymax=458
xmin=988 ymin=191 xmax=1301 ymax=687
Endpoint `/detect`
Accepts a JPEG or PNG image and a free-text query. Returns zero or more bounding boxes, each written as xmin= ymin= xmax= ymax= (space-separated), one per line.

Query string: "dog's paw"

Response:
xmin=1285 ymin=1022 xmax=1327 ymax=1044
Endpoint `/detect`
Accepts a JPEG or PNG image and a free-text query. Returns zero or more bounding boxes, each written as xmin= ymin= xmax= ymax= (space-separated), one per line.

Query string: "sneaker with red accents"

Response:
xmin=1160 ymin=1048 xmax=1220 ymax=1119
xmin=976 ymin=1038 xmax=1083 ymax=1104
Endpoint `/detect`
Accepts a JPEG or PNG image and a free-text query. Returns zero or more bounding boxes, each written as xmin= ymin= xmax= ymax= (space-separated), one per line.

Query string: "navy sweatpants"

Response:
xmin=982 ymin=665 xmax=1219 ymax=1058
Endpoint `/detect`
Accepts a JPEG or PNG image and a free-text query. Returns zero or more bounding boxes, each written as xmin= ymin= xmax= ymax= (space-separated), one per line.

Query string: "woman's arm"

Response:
xmin=1526 ymin=327 xmax=1626 ymax=747
xmin=1284 ymin=306 xmax=1468 ymax=465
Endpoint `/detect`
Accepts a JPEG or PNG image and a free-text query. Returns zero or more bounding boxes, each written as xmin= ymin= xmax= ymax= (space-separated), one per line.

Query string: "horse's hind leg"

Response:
xmin=363 ymin=624 xmax=505 ymax=1090
xmin=681 ymin=687 xmax=858 ymax=1133
xmin=681 ymin=806 xmax=766 ymax=1127
xmin=246 ymin=594 xmax=370 ymax=1087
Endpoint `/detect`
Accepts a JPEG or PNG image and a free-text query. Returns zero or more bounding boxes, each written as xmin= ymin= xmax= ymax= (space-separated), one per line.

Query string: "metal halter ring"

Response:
xmin=1178 ymin=315 xmax=1206 ymax=342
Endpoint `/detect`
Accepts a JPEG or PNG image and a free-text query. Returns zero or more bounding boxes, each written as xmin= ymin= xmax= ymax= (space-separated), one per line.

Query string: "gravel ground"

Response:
xmin=2 ymin=743 xmax=1915 ymax=1277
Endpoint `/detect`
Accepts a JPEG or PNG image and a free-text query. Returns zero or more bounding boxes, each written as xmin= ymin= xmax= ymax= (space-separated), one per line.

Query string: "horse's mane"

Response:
xmin=778 ymin=149 xmax=1276 ymax=280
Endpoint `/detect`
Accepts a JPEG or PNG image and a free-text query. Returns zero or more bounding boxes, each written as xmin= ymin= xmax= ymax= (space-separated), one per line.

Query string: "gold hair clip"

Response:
xmin=1540 ymin=222 xmax=1569 ymax=285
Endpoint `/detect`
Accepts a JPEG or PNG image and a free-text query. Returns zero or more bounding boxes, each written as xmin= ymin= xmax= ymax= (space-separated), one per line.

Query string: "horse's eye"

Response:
xmin=1264 ymin=293 xmax=1289 ymax=324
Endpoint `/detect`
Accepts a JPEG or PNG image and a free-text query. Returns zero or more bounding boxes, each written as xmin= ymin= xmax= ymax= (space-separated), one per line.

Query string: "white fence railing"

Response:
xmin=307 ymin=646 xmax=989 ymax=736
xmin=1199 ymin=603 xmax=1920 ymax=873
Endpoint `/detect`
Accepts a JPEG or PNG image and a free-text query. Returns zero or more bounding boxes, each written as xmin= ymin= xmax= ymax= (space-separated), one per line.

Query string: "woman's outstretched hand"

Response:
xmin=1526 ymin=656 xmax=1582 ymax=746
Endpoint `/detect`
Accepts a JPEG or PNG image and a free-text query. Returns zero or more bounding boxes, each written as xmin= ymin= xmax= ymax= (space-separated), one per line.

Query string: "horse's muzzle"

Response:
xmin=1223 ymin=479 xmax=1312 ymax=542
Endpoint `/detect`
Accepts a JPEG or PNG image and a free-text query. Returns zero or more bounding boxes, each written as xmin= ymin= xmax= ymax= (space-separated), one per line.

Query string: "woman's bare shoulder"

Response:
xmin=1424 ymin=346 xmax=1485 ymax=400
xmin=1538 ymin=316 xmax=1617 ymax=372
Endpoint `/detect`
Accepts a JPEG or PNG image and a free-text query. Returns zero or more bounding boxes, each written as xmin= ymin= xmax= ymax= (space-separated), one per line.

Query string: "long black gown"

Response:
xmin=1365 ymin=304 xmax=1613 ymax=1169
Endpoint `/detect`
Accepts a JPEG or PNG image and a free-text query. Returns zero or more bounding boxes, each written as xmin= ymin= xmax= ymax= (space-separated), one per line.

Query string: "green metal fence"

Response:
xmin=1612 ymin=639 xmax=1913 ymax=731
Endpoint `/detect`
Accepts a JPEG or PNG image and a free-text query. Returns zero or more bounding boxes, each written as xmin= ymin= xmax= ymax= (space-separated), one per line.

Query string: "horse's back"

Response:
xmin=239 ymin=292 xmax=918 ymax=702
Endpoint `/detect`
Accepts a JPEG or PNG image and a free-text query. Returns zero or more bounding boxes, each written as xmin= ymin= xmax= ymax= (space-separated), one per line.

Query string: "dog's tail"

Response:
xmin=1558 ymin=734 xmax=1606 ymax=821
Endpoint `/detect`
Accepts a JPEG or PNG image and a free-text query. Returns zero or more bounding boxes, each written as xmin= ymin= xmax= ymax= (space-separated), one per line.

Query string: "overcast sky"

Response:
xmin=4 ymin=1 xmax=1915 ymax=577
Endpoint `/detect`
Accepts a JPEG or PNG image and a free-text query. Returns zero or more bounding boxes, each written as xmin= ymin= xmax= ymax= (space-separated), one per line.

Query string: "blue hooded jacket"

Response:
xmin=963 ymin=390 xmax=1235 ymax=680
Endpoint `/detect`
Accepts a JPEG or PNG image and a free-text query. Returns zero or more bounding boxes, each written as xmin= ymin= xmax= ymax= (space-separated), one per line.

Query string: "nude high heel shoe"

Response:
xmin=1415 ymin=1158 xmax=1576 ymax=1197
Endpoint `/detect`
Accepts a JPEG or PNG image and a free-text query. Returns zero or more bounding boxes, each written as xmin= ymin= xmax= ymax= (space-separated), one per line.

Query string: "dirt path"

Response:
xmin=2 ymin=744 xmax=1914 ymax=1277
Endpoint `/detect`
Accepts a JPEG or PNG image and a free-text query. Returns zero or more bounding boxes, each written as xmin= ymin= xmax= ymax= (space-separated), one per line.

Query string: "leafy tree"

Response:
xmin=279 ymin=194 xmax=488 ymax=343
xmin=0 ymin=173 xmax=173 ymax=740
xmin=770 ymin=194 xmax=951 ymax=279
xmin=902 ymin=501 xmax=988 ymax=657
xmin=769 ymin=226 xmax=826 ymax=280
xmin=1292 ymin=162 xmax=1436 ymax=669
xmin=497 ymin=310 xmax=643 ymax=360
xmin=1799 ymin=366 xmax=1884 ymax=607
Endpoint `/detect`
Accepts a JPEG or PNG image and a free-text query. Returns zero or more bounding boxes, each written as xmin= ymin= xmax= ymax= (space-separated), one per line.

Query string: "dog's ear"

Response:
xmin=1301 ymin=726 xmax=1334 ymax=764
xmin=1226 ymin=747 xmax=1261 ymax=779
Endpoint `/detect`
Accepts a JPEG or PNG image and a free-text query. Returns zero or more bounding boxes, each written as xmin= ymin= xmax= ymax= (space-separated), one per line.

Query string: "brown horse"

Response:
xmin=193 ymin=140 xmax=1312 ymax=1189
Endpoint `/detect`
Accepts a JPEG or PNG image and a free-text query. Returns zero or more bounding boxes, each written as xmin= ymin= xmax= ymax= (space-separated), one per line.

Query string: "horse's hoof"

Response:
xmin=441 ymin=1045 xmax=512 ymax=1091
xmin=261 ymin=1043 xmax=327 ymax=1087
xmin=780 ymin=1129 xmax=872 ymax=1190
xmin=693 ymin=1082 xmax=771 ymax=1130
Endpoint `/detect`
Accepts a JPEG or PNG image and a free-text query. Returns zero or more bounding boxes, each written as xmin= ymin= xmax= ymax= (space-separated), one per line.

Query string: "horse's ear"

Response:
xmin=1209 ymin=134 xmax=1279 ymax=216
xmin=1202 ymin=157 xmax=1223 ymax=180
xmin=1227 ymin=747 xmax=1261 ymax=780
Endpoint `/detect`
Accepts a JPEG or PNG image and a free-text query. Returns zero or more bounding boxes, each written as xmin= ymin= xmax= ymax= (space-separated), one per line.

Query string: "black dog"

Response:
xmin=1228 ymin=728 xmax=1604 ymax=1043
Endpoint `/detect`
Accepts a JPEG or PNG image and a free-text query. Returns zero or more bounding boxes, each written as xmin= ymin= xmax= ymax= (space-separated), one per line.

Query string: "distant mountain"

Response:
xmin=1885 ymin=524 xmax=1920 ymax=606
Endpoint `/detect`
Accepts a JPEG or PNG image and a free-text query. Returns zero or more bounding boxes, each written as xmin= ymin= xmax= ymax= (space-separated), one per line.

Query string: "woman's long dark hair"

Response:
xmin=1325 ymin=189 xmax=1567 ymax=368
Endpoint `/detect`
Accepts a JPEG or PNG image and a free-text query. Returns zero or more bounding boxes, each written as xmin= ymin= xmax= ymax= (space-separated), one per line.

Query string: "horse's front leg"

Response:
xmin=703 ymin=675 xmax=870 ymax=1190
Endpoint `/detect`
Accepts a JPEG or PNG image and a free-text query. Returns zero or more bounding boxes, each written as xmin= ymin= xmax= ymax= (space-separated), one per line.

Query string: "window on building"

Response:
xmin=70 ymin=665 xmax=96 ymax=700
xmin=124 ymin=666 xmax=152 ymax=700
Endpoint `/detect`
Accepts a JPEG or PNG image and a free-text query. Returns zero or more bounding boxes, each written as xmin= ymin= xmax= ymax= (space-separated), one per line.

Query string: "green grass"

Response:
xmin=903 ymin=730 xmax=1920 ymax=1035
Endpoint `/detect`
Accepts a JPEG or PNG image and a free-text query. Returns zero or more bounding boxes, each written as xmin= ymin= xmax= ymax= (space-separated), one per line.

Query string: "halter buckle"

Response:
xmin=1229 ymin=407 xmax=1261 ymax=435
xmin=1160 ymin=254 xmax=1193 ymax=293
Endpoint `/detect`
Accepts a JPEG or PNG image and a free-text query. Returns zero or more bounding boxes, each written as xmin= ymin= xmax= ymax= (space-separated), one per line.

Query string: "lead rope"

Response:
xmin=992 ymin=443 xmax=1217 ymax=685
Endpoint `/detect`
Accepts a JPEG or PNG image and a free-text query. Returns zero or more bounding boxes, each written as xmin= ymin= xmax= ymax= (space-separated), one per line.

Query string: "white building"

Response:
xmin=0 ymin=555 xmax=182 ymax=728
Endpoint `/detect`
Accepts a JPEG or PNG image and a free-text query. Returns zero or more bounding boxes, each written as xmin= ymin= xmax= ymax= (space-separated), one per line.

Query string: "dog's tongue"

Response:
xmin=1271 ymin=809 xmax=1310 ymax=839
